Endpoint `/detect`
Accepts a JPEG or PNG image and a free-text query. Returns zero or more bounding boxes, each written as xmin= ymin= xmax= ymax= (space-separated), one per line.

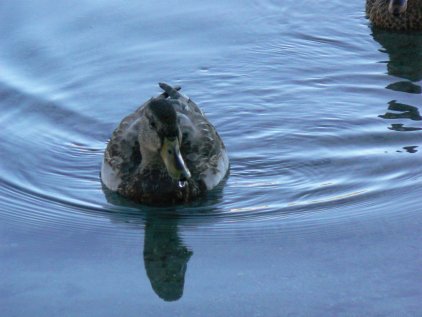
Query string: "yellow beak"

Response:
xmin=160 ymin=137 xmax=191 ymax=181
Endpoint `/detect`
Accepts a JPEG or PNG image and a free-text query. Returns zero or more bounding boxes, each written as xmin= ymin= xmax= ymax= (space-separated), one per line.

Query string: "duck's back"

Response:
xmin=101 ymin=103 xmax=146 ymax=192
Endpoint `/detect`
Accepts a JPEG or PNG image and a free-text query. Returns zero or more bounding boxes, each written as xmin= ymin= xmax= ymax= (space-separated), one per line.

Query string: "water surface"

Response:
xmin=1 ymin=0 xmax=421 ymax=316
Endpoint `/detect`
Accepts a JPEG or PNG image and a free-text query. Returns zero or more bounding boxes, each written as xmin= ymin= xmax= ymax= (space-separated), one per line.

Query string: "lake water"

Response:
xmin=1 ymin=0 xmax=421 ymax=316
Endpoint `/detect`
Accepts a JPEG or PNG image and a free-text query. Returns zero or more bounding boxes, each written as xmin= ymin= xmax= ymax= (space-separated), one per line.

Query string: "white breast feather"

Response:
xmin=202 ymin=149 xmax=229 ymax=190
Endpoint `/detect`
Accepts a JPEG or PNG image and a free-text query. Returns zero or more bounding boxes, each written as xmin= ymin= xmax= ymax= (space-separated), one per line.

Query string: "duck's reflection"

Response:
xmin=102 ymin=182 xmax=226 ymax=302
xmin=143 ymin=213 xmax=192 ymax=302
xmin=379 ymin=100 xmax=422 ymax=131
xmin=370 ymin=28 xmax=422 ymax=143
xmin=371 ymin=29 xmax=422 ymax=82
xmin=102 ymin=190 xmax=194 ymax=302
xmin=400 ymin=146 xmax=419 ymax=153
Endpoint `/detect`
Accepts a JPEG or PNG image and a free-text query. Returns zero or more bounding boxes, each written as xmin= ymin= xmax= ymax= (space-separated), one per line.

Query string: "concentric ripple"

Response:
xmin=0 ymin=0 xmax=421 ymax=240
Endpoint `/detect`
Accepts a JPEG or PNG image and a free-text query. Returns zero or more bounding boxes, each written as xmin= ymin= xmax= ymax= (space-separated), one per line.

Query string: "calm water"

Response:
xmin=1 ymin=0 xmax=421 ymax=316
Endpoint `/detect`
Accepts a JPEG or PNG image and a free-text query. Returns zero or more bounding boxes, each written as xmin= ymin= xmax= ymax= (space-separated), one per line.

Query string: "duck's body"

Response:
xmin=101 ymin=83 xmax=229 ymax=204
xmin=366 ymin=0 xmax=422 ymax=31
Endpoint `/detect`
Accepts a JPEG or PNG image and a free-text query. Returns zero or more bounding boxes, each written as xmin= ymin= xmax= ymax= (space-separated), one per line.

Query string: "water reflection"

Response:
xmin=102 ymin=188 xmax=194 ymax=301
xmin=379 ymin=100 xmax=422 ymax=131
xmin=371 ymin=28 xmax=422 ymax=140
xmin=398 ymin=146 xmax=419 ymax=153
xmin=143 ymin=213 xmax=193 ymax=302
xmin=371 ymin=29 xmax=422 ymax=82
xmin=102 ymin=184 xmax=226 ymax=302
xmin=386 ymin=81 xmax=421 ymax=94
xmin=103 ymin=207 xmax=194 ymax=301
xmin=379 ymin=101 xmax=422 ymax=121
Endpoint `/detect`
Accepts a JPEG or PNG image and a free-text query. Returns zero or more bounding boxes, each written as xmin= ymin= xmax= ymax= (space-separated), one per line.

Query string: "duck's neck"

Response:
xmin=139 ymin=147 xmax=165 ymax=172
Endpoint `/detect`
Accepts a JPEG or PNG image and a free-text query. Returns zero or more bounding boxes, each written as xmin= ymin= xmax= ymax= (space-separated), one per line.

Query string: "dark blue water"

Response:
xmin=1 ymin=1 xmax=421 ymax=316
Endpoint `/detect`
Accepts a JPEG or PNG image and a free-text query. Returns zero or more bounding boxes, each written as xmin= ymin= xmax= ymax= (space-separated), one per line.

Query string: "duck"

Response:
xmin=101 ymin=83 xmax=229 ymax=204
xmin=366 ymin=0 xmax=422 ymax=31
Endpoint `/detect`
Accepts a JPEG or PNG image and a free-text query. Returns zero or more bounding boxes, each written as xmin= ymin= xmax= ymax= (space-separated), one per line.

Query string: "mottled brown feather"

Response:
xmin=102 ymin=84 xmax=228 ymax=204
xmin=366 ymin=0 xmax=422 ymax=31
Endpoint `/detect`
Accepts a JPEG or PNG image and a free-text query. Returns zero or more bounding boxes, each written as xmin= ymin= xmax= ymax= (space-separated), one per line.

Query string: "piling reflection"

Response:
xmin=143 ymin=213 xmax=193 ymax=302
xmin=371 ymin=28 xmax=422 ymax=143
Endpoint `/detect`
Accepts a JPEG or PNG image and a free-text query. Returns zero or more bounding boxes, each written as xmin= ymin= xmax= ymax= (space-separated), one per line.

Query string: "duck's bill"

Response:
xmin=161 ymin=137 xmax=191 ymax=181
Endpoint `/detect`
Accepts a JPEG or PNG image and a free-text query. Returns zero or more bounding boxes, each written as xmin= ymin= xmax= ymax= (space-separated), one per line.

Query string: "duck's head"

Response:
xmin=388 ymin=0 xmax=408 ymax=17
xmin=140 ymin=99 xmax=191 ymax=183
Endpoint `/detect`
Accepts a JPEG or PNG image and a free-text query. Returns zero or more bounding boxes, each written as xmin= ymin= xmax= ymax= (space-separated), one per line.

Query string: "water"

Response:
xmin=1 ymin=0 xmax=421 ymax=315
